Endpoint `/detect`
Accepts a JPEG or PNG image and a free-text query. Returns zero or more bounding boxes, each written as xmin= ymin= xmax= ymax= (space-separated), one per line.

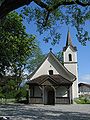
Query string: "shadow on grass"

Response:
xmin=0 ymin=104 xmax=90 ymax=120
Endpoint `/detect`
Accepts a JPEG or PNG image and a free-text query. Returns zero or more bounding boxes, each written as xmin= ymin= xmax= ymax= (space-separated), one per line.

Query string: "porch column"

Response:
xmin=42 ymin=85 xmax=45 ymax=104
xmin=69 ymin=85 xmax=73 ymax=104
xmin=28 ymin=85 xmax=32 ymax=104
xmin=51 ymin=85 xmax=56 ymax=104
xmin=26 ymin=88 xmax=30 ymax=104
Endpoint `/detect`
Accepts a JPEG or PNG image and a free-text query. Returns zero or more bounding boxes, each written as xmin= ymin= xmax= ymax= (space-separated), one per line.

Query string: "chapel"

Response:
xmin=27 ymin=30 xmax=78 ymax=105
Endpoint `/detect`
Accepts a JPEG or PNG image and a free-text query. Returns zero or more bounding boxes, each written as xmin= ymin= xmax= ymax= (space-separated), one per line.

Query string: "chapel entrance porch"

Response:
xmin=44 ymin=86 xmax=55 ymax=105
xmin=27 ymin=75 xmax=73 ymax=104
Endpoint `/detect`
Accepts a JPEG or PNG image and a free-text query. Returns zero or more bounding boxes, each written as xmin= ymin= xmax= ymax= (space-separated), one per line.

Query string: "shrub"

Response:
xmin=75 ymin=96 xmax=90 ymax=104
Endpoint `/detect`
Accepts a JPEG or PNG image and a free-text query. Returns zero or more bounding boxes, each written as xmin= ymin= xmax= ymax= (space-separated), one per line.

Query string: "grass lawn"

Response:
xmin=75 ymin=98 xmax=90 ymax=104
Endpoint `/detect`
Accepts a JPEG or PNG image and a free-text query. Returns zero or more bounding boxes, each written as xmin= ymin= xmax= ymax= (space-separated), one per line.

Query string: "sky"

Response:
xmin=24 ymin=22 xmax=90 ymax=83
xmin=16 ymin=5 xmax=90 ymax=84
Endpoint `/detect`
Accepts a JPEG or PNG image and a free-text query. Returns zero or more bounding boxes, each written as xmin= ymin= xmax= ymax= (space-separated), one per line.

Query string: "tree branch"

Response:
xmin=43 ymin=11 xmax=50 ymax=27
xmin=34 ymin=0 xmax=90 ymax=12
xmin=33 ymin=0 xmax=49 ymax=10
xmin=76 ymin=0 xmax=90 ymax=7
xmin=0 ymin=0 xmax=32 ymax=19
xmin=0 ymin=0 xmax=90 ymax=19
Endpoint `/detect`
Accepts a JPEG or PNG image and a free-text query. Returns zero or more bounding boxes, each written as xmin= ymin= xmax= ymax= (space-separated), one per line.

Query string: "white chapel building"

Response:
xmin=27 ymin=31 xmax=78 ymax=105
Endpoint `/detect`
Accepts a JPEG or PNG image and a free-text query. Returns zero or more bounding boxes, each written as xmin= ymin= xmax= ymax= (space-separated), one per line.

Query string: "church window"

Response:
xmin=49 ymin=70 xmax=53 ymax=75
xmin=69 ymin=54 xmax=72 ymax=61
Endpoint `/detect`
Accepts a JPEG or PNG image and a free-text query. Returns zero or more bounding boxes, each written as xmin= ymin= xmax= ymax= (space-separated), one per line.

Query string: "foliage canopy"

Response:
xmin=0 ymin=11 xmax=44 ymax=99
xmin=0 ymin=11 xmax=36 ymax=78
xmin=0 ymin=0 xmax=90 ymax=45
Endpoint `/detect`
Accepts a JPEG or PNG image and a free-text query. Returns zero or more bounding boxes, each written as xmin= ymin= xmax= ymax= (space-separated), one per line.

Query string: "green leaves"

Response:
xmin=0 ymin=12 xmax=36 ymax=77
xmin=27 ymin=42 xmax=45 ymax=73
xmin=20 ymin=0 xmax=90 ymax=45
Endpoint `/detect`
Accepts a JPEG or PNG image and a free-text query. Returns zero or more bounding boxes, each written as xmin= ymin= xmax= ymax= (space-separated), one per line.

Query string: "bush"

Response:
xmin=75 ymin=96 xmax=90 ymax=104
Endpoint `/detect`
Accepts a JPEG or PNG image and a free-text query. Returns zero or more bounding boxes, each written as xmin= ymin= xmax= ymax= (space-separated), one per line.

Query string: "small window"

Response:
xmin=49 ymin=70 xmax=53 ymax=75
xmin=69 ymin=54 xmax=72 ymax=61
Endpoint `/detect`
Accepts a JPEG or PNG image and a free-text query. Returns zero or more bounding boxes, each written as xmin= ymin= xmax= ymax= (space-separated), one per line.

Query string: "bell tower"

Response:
xmin=63 ymin=30 xmax=78 ymax=98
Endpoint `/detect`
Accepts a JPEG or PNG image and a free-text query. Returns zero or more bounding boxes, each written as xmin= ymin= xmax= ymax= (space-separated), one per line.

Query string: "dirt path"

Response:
xmin=0 ymin=104 xmax=90 ymax=120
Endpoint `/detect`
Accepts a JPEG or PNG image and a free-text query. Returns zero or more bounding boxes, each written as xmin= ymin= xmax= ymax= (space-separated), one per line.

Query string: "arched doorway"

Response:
xmin=44 ymin=86 xmax=55 ymax=105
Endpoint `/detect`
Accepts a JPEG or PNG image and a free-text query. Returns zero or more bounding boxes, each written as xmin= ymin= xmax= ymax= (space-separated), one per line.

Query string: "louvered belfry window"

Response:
xmin=69 ymin=54 xmax=72 ymax=61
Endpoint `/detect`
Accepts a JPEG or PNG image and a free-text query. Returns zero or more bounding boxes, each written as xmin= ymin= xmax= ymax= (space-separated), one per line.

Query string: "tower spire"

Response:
xmin=66 ymin=30 xmax=73 ymax=46
xmin=63 ymin=29 xmax=77 ymax=52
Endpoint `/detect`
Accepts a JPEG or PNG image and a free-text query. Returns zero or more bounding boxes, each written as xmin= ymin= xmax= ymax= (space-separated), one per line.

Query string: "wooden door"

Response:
xmin=47 ymin=90 xmax=55 ymax=105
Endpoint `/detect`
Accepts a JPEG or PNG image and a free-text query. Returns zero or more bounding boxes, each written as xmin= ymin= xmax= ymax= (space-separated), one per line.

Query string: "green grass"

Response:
xmin=0 ymin=97 xmax=27 ymax=104
xmin=75 ymin=98 xmax=90 ymax=104
xmin=0 ymin=98 xmax=16 ymax=104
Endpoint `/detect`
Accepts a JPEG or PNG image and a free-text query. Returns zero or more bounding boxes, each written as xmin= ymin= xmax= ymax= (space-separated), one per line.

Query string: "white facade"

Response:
xmin=63 ymin=44 xmax=78 ymax=99
xmin=28 ymin=31 xmax=79 ymax=104
xmin=30 ymin=53 xmax=75 ymax=81
xmin=31 ymin=57 xmax=59 ymax=80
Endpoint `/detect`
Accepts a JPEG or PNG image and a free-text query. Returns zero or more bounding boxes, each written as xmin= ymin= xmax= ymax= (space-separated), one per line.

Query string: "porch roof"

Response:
xmin=27 ymin=74 xmax=73 ymax=86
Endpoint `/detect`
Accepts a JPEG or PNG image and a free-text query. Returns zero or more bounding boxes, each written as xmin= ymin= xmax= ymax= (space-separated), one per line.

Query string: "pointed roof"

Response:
xmin=66 ymin=30 xmax=73 ymax=46
xmin=28 ymin=51 xmax=76 ymax=82
xmin=63 ymin=30 xmax=77 ymax=51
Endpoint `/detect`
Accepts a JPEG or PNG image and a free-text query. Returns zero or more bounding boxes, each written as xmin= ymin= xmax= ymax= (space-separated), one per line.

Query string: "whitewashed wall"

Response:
xmin=31 ymin=53 xmax=75 ymax=81
xmin=63 ymin=46 xmax=78 ymax=98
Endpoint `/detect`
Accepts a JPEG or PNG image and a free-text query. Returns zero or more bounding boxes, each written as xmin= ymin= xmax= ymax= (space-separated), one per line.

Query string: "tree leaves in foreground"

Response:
xmin=27 ymin=42 xmax=46 ymax=73
xmin=0 ymin=11 xmax=36 ymax=78
xmin=0 ymin=1 xmax=90 ymax=45
xmin=20 ymin=0 xmax=90 ymax=45
xmin=0 ymin=11 xmax=45 ymax=99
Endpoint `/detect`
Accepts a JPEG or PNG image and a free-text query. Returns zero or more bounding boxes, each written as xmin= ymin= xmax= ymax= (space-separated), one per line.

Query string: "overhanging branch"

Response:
xmin=0 ymin=0 xmax=90 ymax=19
xmin=34 ymin=0 xmax=90 ymax=12
xmin=0 ymin=0 xmax=32 ymax=19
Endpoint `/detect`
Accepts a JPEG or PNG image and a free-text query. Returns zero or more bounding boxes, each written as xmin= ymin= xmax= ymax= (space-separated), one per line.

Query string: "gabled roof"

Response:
xmin=63 ymin=30 xmax=77 ymax=52
xmin=27 ymin=74 xmax=73 ymax=86
xmin=48 ymin=51 xmax=76 ymax=81
xmin=78 ymin=83 xmax=90 ymax=88
xmin=28 ymin=51 xmax=76 ymax=82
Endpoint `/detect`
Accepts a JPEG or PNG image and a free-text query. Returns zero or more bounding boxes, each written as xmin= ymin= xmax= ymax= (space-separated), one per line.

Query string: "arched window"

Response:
xmin=69 ymin=54 xmax=72 ymax=61
xmin=49 ymin=70 xmax=53 ymax=75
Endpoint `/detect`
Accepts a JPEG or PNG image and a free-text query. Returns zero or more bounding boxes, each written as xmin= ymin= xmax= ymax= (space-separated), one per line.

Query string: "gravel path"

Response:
xmin=0 ymin=104 xmax=90 ymax=120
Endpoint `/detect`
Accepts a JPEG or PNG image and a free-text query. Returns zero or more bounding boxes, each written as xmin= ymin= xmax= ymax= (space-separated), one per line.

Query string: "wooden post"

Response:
xmin=26 ymin=88 xmax=30 ymax=104
xmin=71 ymin=85 xmax=73 ymax=104
xmin=42 ymin=86 xmax=45 ymax=104
xmin=68 ymin=85 xmax=73 ymax=104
